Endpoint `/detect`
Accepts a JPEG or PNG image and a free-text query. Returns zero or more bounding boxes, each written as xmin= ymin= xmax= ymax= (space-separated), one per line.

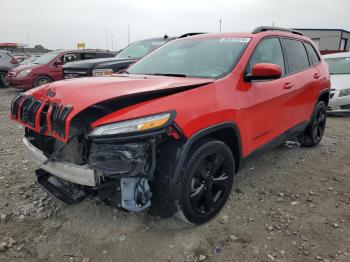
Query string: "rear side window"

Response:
xmin=304 ymin=42 xmax=320 ymax=66
xmin=81 ymin=53 xmax=96 ymax=60
xmin=246 ymin=38 xmax=285 ymax=75
xmin=282 ymin=39 xmax=309 ymax=73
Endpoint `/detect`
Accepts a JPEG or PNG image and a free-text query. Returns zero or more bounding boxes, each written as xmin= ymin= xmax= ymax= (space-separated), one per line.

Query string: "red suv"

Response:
xmin=10 ymin=27 xmax=330 ymax=224
xmin=8 ymin=49 xmax=114 ymax=90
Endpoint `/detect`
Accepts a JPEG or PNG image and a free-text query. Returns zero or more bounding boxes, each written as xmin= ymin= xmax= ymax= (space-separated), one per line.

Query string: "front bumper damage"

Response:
xmin=23 ymin=137 xmax=97 ymax=186
xmin=24 ymin=134 xmax=158 ymax=212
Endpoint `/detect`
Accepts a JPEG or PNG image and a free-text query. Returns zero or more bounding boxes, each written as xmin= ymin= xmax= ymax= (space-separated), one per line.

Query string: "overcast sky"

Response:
xmin=1 ymin=0 xmax=349 ymax=50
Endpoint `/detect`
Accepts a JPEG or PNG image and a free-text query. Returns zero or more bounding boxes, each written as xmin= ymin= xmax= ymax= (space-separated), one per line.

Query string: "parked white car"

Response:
xmin=323 ymin=52 xmax=350 ymax=114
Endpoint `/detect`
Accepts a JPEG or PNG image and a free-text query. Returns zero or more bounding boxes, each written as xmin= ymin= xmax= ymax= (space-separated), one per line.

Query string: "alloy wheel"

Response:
xmin=189 ymin=153 xmax=230 ymax=214
xmin=312 ymin=106 xmax=326 ymax=142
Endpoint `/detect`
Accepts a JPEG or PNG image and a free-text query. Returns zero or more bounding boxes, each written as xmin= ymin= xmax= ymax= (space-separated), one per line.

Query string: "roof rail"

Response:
xmin=178 ymin=32 xmax=206 ymax=38
xmin=252 ymin=26 xmax=303 ymax=36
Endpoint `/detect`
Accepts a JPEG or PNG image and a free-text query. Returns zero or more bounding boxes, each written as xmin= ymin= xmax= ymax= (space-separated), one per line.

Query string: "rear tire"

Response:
xmin=176 ymin=139 xmax=235 ymax=225
xmin=33 ymin=76 xmax=52 ymax=88
xmin=298 ymin=101 xmax=327 ymax=147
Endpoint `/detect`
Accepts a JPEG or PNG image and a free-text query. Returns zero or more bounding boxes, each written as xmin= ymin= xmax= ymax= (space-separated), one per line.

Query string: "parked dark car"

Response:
xmin=63 ymin=34 xmax=202 ymax=79
xmin=0 ymin=50 xmax=19 ymax=88
xmin=8 ymin=49 xmax=115 ymax=90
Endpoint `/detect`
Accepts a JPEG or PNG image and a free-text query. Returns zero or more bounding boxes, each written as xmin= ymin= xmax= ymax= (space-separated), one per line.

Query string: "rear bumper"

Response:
xmin=328 ymin=90 xmax=350 ymax=114
xmin=23 ymin=137 xmax=97 ymax=186
xmin=8 ymin=76 xmax=32 ymax=90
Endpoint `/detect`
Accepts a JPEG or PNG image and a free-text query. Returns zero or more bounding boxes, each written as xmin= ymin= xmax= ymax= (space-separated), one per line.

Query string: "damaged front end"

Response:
xmin=27 ymin=130 xmax=160 ymax=212
xmin=14 ymin=93 xmax=181 ymax=213
xmin=87 ymin=136 xmax=158 ymax=212
xmin=9 ymin=75 xmax=213 ymax=214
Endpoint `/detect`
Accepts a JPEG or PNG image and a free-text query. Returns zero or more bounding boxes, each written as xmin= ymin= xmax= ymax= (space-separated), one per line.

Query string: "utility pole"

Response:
xmin=111 ymin=35 xmax=114 ymax=51
xmin=27 ymin=33 xmax=30 ymax=48
xmin=219 ymin=19 xmax=222 ymax=32
xmin=105 ymin=28 xmax=108 ymax=50
xmin=272 ymin=21 xmax=275 ymax=27
xmin=128 ymin=24 xmax=130 ymax=44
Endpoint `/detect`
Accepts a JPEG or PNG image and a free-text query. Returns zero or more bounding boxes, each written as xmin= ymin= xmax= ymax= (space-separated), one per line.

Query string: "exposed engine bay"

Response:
xmin=26 ymin=127 xmax=165 ymax=212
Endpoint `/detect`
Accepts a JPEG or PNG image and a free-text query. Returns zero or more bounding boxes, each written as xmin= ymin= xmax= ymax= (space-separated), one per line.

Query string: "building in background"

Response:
xmin=295 ymin=28 xmax=350 ymax=55
xmin=0 ymin=43 xmax=25 ymax=52
xmin=0 ymin=43 xmax=50 ymax=54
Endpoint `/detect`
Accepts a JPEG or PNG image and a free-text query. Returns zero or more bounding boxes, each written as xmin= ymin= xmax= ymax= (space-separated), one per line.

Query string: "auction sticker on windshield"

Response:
xmin=219 ymin=37 xmax=251 ymax=43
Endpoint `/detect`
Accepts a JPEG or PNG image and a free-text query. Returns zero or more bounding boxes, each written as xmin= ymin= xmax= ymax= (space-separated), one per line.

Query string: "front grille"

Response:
xmin=340 ymin=104 xmax=350 ymax=110
xmin=11 ymin=94 xmax=25 ymax=119
xmin=11 ymin=94 xmax=73 ymax=139
xmin=39 ymin=103 xmax=50 ymax=133
xmin=8 ymin=72 xmax=16 ymax=77
xmin=19 ymin=96 xmax=42 ymax=126
xmin=50 ymin=103 xmax=73 ymax=138
xmin=63 ymin=68 xmax=90 ymax=79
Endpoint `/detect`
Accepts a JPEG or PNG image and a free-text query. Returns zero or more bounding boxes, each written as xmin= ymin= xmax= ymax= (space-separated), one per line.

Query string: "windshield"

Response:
xmin=20 ymin=57 xmax=38 ymax=65
xmin=32 ymin=52 xmax=59 ymax=65
xmin=325 ymin=57 xmax=350 ymax=74
xmin=116 ymin=39 xmax=167 ymax=59
xmin=127 ymin=37 xmax=250 ymax=79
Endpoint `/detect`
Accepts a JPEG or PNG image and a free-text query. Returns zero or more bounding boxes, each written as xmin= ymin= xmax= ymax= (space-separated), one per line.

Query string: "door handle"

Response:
xmin=283 ymin=82 xmax=294 ymax=89
xmin=314 ymin=73 xmax=321 ymax=79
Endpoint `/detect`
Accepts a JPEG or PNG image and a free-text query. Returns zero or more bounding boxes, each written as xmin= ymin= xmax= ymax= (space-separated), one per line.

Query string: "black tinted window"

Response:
xmin=81 ymin=53 xmax=96 ymax=60
xmin=247 ymin=38 xmax=285 ymax=75
xmin=282 ymin=39 xmax=309 ymax=73
xmin=304 ymin=42 xmax=320 ymax=66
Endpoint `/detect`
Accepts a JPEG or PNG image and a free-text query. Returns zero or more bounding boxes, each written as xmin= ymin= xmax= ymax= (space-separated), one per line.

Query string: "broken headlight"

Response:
xmin=88 ymin=141 xmax=152 ymax=176
xmin=88 ymin=112 xmax=174 ymax=137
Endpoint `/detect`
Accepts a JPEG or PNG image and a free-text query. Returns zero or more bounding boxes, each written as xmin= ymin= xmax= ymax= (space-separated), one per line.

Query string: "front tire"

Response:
xmin=177 ymin=139 xmax=235 ymax=225
xmin=298 ymin=101 xmax=327 ymax=147
xmin=33 ymin=76 xmax=52 ymax=88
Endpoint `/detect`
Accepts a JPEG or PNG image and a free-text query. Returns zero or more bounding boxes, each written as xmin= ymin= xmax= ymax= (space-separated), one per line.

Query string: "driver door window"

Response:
xmin=61 ymin=53 xmax=79 ymax=64
xmin=246 ymin=38 xmax=285 ymax=75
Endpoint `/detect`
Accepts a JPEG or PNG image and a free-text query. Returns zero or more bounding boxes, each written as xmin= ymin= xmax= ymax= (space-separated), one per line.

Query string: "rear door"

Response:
xmin=280 ymin=38 xmax=319 ymax=126
xmin=243 ymin=37 xmax=294 ymax=150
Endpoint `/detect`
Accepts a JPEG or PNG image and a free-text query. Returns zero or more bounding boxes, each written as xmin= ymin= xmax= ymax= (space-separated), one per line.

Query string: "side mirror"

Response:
xmin=245 ymin=63 xmax=282 ymax=81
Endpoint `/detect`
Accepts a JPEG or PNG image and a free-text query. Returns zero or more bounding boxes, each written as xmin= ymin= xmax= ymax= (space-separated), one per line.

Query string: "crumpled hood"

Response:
xmin=12 ymin=74 xmax=214 ymax=142
xmin=330 ymin=74 xmax=350 ymax=91
xmin=27 ymin=74 xmax=213 ymax=112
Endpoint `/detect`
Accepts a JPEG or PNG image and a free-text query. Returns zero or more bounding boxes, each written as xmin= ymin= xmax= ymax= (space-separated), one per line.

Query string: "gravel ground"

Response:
xmin=0 ymin=87 xmax=350 ymax=262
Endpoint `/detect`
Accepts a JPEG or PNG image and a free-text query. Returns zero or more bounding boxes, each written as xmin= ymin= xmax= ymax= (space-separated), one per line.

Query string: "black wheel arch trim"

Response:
xmin=173 ymin=122 xmax=242 ymax=183
xmin=310 ymin=88 xmax=330 ymax=119
xmin=158 ymin=122 xmax=242 ymax=215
